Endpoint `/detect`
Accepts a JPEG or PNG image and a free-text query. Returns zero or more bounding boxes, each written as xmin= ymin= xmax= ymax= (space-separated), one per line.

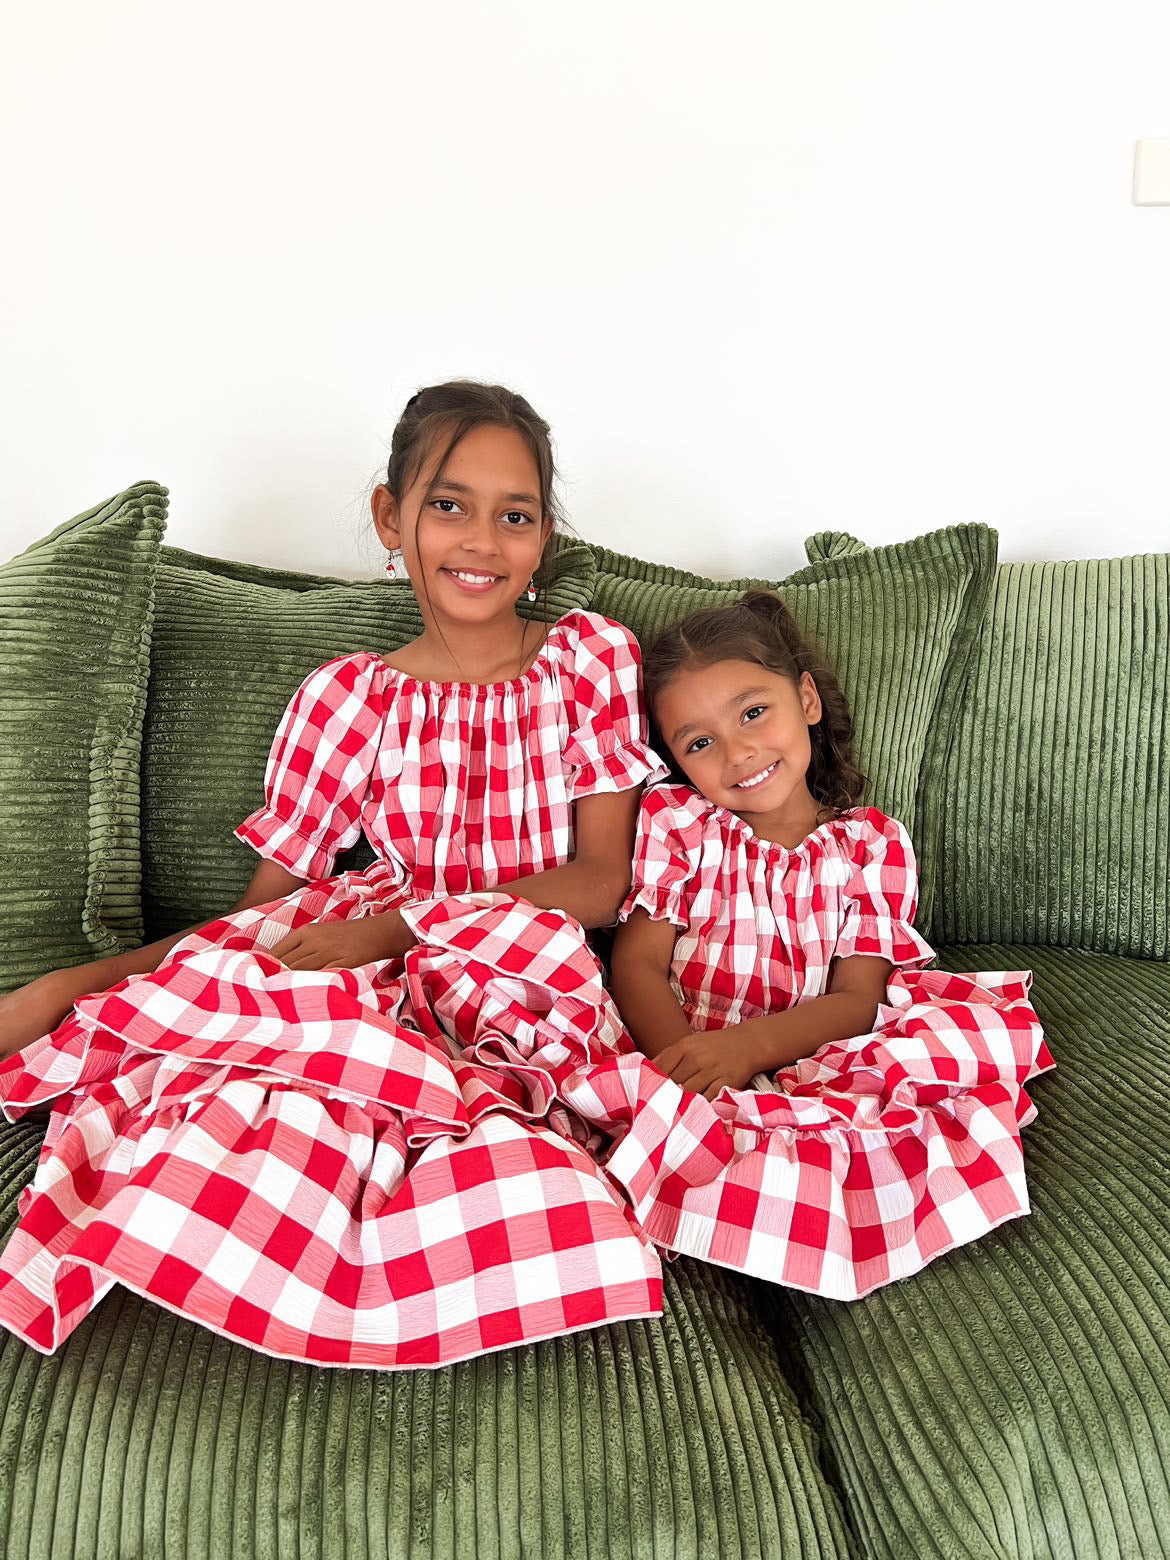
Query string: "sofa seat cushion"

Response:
xmin=771 ymin=944 xmax=1170 ymax=1560
xmin=0 ymin=1117 xmax=854 ymax=1560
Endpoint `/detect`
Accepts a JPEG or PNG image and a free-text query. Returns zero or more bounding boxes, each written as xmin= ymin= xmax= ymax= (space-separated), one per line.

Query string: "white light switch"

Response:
xmin=1133 ymin=139 xmax=1170 ymax=205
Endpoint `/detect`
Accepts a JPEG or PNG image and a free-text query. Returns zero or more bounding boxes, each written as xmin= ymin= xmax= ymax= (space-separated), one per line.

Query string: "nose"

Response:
xmin=725 ymin=731 xmax=758 ymax=768
xmin=461 ymin=512 xmax=498 ymax=555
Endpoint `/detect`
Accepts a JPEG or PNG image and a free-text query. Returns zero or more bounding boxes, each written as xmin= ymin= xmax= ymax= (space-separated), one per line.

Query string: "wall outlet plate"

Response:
xmin=1133 ymin=139 xmax=1170 ymax=205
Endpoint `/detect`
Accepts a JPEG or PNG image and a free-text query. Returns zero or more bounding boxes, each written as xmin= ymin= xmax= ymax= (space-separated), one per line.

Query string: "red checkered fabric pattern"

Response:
xmin=0 ymin=888 xmax=661 ymax=1367
xmin=622 ymin=784 xmax=937 ymax=1032
xmin=232 ymin=609 xmax=668 ymax=893
xmin=561 ymin=964 xmax=1054 ymax=1299
xmin=0 ymin=610 xmax=670 ymax=1369
xmin=561 ymin=783 xmax=1056 ymax=1298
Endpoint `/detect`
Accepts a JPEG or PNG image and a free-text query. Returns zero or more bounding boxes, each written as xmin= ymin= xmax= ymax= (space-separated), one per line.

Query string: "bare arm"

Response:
xmin=734 ymin=954 xmax=893 ymax=1073
xmin=104 ymin=860 xmax=309 ymax=983
xmin=609 ymin=908 xmax=693 ymax=1058
xmin=484 ymin=789 xmax=643 ymax=929
xmin=268 ymin=789 xmax=649 ymax=971
xmin=0 ymin=859 xmax=308 ymax=1056
xmin=652 ymin=954 xmax=895 ymax=1099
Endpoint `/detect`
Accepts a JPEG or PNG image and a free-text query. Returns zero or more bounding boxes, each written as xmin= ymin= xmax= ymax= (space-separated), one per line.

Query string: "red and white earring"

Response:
xmin=526 ymin=578 xmax=537 ymax=602
xmin=385 ymin=551 xmax=400 ymax=578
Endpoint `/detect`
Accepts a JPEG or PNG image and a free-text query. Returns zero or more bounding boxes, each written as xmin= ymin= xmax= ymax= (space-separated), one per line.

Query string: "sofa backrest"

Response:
xmin=929 ymin=553 xmax=1169 ymax=959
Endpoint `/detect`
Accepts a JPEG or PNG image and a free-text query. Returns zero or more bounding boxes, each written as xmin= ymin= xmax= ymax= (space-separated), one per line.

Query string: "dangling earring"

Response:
xmin=526 ymin=579 xmax=537 ymax=603
xmin=384 ymin=551 xmax=398 ymax=578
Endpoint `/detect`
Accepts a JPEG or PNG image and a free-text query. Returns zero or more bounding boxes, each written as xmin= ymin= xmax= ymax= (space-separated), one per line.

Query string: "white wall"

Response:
xmin=3 ymin=1 xmax=1168 ymax=582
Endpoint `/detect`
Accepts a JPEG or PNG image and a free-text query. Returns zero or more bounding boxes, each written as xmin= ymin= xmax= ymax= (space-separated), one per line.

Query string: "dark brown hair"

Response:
xmin=643 ymin=590 xmax=867 ymax=814
xmin=382 ymin=379 xmax=568 ymax=594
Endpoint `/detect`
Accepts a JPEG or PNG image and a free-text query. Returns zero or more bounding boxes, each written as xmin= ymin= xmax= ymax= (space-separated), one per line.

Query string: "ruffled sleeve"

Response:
xmin=834 ymin=809 xmax=936 ymax=970
xmin=233 ymin=653 xmax=387 ymax=881
xmin=617 ymin=784 xmax=704 ymax=929
xmin=561 ymin=612 xmax=669 ymax=800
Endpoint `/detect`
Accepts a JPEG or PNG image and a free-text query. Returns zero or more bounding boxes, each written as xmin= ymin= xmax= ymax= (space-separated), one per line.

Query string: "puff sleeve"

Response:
xmin=617 ymin=784 xmax=705 ymax=929
xmin=233 ymin=653 xmax=387 ymax=881
xmin=834 ymin=809 xmax=936 ymax=970
xmin=562 ymin=612 xmax=669 ymax=800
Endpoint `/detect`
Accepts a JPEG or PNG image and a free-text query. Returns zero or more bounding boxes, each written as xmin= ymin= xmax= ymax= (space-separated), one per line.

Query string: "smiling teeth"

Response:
xmin=735 ymin=762 xmax=777 ymax=790
xmin=450 ymin=570 xmax=498 ymax=584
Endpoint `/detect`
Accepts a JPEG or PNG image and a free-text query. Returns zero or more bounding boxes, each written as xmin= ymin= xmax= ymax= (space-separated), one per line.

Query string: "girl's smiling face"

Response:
xmin=373 ymin=422 xmax=552 ymax=625
xmin=655 ymin=658 xmax=824 ymax=838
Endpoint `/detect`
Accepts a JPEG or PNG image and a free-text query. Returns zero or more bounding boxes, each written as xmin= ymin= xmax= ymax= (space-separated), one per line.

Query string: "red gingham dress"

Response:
xmin=557 ymin=784 xmax=1056 ymax=1299
xmin=0 ymin=610 xmax=671 ymax=1369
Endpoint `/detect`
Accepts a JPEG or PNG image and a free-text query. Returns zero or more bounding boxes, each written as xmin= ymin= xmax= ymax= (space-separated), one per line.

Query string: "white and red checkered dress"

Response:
xmin=556 ymin=784 xmax=1056 ymax=1299
xmin=0 ymin=611 xmax=672 ymax=1369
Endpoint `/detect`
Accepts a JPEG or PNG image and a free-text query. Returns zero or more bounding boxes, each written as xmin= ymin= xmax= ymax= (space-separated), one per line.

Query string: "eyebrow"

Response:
xmin=671 ymin=686 xmax=772 ymax=745
xmin=431 ymin=479 xmax=540 ymax=505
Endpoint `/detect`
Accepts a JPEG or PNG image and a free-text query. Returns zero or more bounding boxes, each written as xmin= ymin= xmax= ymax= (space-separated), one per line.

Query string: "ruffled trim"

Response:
xmin=566 ymin=737 xmax=670 ymax=800
xmin=233 ymin=804 xmax=338 ymax=881
xmin=617 ymin=881 xmax=689 ymax=930
xmin=558 ymin=965 xmax=1056 ymax=1300
xmin=834 ymin=911 xmax=935 ymax=970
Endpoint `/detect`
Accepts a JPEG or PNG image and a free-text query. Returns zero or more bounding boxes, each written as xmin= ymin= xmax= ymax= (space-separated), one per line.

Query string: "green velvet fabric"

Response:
xmin=928 ymin=557 xmax=1170 ymax=959
xmin=0 ymin=482 xmax=166 ymax=990
xmin=591 ymin=526 xmax=998 ymax=931
xmin=140 ymin=542 xmax=597 ymax=939
xmin=773 ymin=943 xmax=1170 ymax=1560
xmin=0 ymin=1119 xmax=854 ymax=1560
xmin=805 ymin=535 xmax=1170 ymax=960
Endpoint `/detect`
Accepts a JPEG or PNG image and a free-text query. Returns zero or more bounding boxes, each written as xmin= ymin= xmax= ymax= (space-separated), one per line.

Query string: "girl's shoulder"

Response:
xmin=287 ymin=649 xmax=390 ymax=700
xmin=638 ymin=780 xmax=718 ymax=836
xmin=552 ymin=608 xmax=644 ymax=668
xmin=827 ymin=805 xmax=917 ymax=871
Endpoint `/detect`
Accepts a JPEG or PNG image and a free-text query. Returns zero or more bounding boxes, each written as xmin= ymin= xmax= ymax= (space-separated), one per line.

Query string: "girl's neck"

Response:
xmin=729 ymin=785 xmax=830 ymax=850
xmin=390 ymin=609 xmax=547 ymax=685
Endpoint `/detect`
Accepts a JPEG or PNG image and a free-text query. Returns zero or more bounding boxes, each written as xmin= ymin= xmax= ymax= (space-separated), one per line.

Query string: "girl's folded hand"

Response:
xmin=267 ymin=911 xmax=413 ymax=971
xmin=651 ymin=1026 xmax=764 ymax=1102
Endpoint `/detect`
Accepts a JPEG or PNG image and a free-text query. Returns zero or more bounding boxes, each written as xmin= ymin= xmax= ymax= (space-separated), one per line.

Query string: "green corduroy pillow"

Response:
xmin=925 ymin=553 xmax=1170 ymax=959
xmin=0 ymin=481 xmax=167 ymax=991
xmin=140 ymin=540 xmax=598 ymax=938
xmin=594 ymin=524 xmax=999 ymax=932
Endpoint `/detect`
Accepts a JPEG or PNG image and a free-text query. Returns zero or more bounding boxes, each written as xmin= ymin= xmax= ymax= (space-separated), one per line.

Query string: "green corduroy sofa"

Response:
xmin=0 ymin=482 xmax=1166 ymax=1560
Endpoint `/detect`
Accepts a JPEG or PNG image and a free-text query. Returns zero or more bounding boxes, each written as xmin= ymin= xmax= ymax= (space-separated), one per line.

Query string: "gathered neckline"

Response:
xmin=375 ymin=613 xmax=573 ymax=693
xmin=691 ymin=789 xmax=861 ymax=853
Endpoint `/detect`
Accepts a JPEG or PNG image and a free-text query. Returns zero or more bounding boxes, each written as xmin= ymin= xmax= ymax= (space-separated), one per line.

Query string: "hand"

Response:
xmin=266 ymin=911 xmax=413 ymax=971
xmin=651 ymin=1024 xmax=766 ymax=1102
xmin=0 ymin=968 xmax=86 ymax=1059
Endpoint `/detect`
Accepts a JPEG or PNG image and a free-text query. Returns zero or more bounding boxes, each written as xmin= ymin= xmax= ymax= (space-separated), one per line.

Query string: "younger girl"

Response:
xmin=0 ymin=381 xmax=669 ymax=1368
xmin=558 ymin=591 xmax=1056 ymax=1300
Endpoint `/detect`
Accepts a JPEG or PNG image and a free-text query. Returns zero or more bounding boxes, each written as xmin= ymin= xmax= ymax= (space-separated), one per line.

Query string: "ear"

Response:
xmin=371 ymin=484 xmax=403 ymax=552
xmin=800 ymin=671 xmax=823 ymax=726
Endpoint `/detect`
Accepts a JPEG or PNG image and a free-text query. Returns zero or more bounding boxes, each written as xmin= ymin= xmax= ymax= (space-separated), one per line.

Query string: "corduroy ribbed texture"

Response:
xmin=0 ymin=482 xmax=167 ymax=990
xmin=772 ymin=943 xmax=1170 ymax=1560
xmin=140 ymin=542 xmax=597 ymax=938
xmin=591 ymin=526 xmax=998 ymax=931
xmin=928 ymin=556 xmax=1170 ymax=958
xmin=0 ymin=1117 xmax=855 ymax=1560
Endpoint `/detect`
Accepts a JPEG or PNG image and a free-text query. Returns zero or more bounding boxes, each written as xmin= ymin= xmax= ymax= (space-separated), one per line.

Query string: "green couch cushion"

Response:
xmin=140 ymin=541 xmax=598 ymax=937
xmin=0 ymin=482 xmax=166 ymax=989
xmin=929 ymin=555 xmax=1170 ymax=958
xmin=593 ymin=525 xmax=998 ymax=931
xmin=773 ymin=943 xmax=1170 ymax=1560
xmin=0 ymin=1122 xmax=854 ymax=1560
